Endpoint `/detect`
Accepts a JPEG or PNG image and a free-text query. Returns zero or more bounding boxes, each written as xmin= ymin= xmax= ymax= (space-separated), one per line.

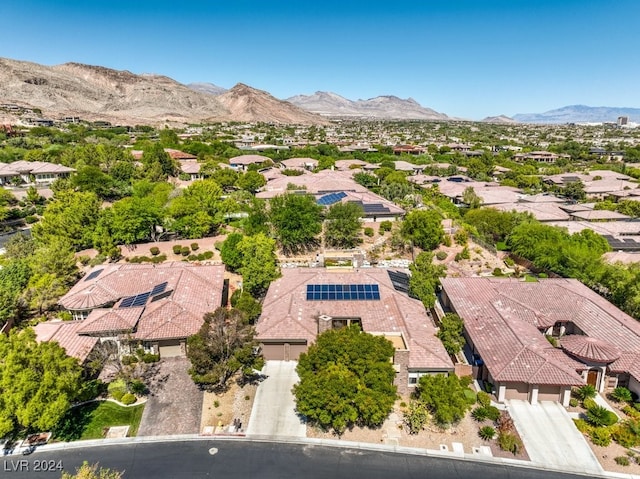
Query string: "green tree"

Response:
xmin=109 ymin=196 xmax=164 ymax=244
xmin=70 ymin=166 xmax=115 ymax=199
xmin=269 ymin=193 xmax=323 ymax=254
xmin=416 ymin=374 xmax=472 ymax=427
xmin=186 ymin=308 xmax=263 ymax=391
xmin=32 ymin=190 xmax=101 ymax=250
xmin=409 ymin=251 xmax=447 ymax=308
xmin=167 ymin=179 xmax=224 ymax=238
xmin=242 ymin=198 xmax=270 ymax=236
xmin=324 ymin=202 xmax=363 ymax=249
xmin=464 ymin=208 xmax=530 ymax=243
xmin=0 ymin=329 xmax=84 ymax=437
xmin=561 ymin=180 xmax=586 ymax=201
xmin=238 ymin=233 xmax=280 ymax=297
xmin=0 ymin=260 xmax=31 ymax=327
xmin=141 ymin=143 xmax=177 ymax=180
xmin=220 ymin=232 xmax=244 ymax=272
xmin=24 ymin=272 xmax=68 ymax=315
xmin=400 ymin=209 xmax=444 ymax=251
xmin=294 ymin=326 xmax=397 ymax=435
xmin=236 ymin=170 xmax=266 ymax=194
xmin=462 ymin=186 xmax=482 ymax=209
xmin=437 ymin=313 xmax=466 ymax=355
xmin=230 ymin=290 xmax=262 ymax=324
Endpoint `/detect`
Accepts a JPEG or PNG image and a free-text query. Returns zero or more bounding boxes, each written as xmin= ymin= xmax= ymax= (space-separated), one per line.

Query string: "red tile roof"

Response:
xmin=257 ymin=268 xmax=453 ymax=370
xmin=33 ymin=321 xmax=99 ymax=363
xmin=59 ymin=262 xmax=225 ymax=341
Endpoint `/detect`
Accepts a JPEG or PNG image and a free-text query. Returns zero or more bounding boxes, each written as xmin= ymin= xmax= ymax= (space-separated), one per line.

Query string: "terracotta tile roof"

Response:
xmin=280 ymin=157 xmax=318 ymax=169
xmin=561 ymin=335 xmax=621 ymax=363
xmin=33 ymin=321 xmax=99 ymax=363
xmin=257 ymin=268 xmax=453 ymax=370
xmin=78 ymin=307 xmax=143 ymax=334
xmin=229 ymin=154 xmax=271 ymax=165
xmin=58 ymin=262 xmax=225 ymax=341
xmin=163 ymin=148 xmax=197 ymax=160
xmin=0 ymin=160 xmax=75 ymax=175
xmin=441 ymin=278 xmax=591 ymax=386
xmin=179 ymin=160 xmax=201 ymax=174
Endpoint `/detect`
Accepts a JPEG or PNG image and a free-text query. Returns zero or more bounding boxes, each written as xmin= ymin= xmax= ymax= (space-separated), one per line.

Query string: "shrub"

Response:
xmin=478 ymin=426 xmax=496 ymax=440
xmin=496 ymin=242 xmax=509 ymax=251
xmin=613 ymin=420 xmax=640 ymax=447
xmin=485 ymin=406 xmax=501 ymax=421
xmin=191 ymin=243 xmax=199 ymax=251
xmin=89 ymin=254 xmax=106 ymax=266
xmin=569 ymin=398 xmax=579 ymax=408
xmin=403 ymin=400 xmax=429 ymax=435
xmin=575 ymin=384 xmax=597 ymax=401
xmin=624 ymin=405 xmax=640 ymax=419
xmin=379 ymin=221 xmax=393 ymax=233
xmin=181 ymin=246 xmax=190 ymax=256
xmin=213 ymin=400 xmax=220 ymax=408
xmin=587 ymin=405 xmax=618 ymax=427
xmin=573 ymin=418 xmax=593 ymax=434
xmin=110 ymin=388 xmax=125 ymax=402
xmin=364 ymin=227 xmax=374 ymax=237
xmin=472 ymin=407 xmax=489 ymax=422
xmin=497 ymin=412 xmax=515 ymax=433
xmin=615 ymin=456 xmax=630 ymax=466
xmin=454 ymin=228 xmax=468 ymax=246
xmin=121 ymin=355 xmax=138 ymax=366
xmin=503 ymin=256 xmax=514 ymax=267
xmin=477 ymin=391 xmax=491 ymax=408
xmin=78 ymin=255 xmax=91 ymax=266
xmin=634 ymin=402 xmax=640 ymax=411
xmin=77 ymin=379 xmax=106 ymax=402
xmin=129 ymin=379 xmax=147 ymax=395
xmin=173 ymin=245 xmax=182 ymax=255
xmin=611 ymin=387 xmax=633 ymax=403
xmin=120 ymin=393 xmax=137 ymax=405
xmin=151 ymin=254 xmax=166 ymax=264
xmin=188 ymin=254 xmax=198 ymax=261
xmin=492 ymin=267 xmax=504 ymax=277
xmin=58 ymin=311 xmax=73 ymax=321
xmin=463 ymin=388 xmax=477 ymax=404
xmin=107 ymin=378 xmax=127 ymax=400
xmin=537 ymin=273 xmax=548 ymax=279
xmin=150 ymin=246 xmax=160 ymax=256
xmin=436 ymin=251 xmax=448 ymax=261
xmin=203 ymin=251 xmax=214 ymax=259
xmin=590 ymin=427 xmax=612 ymax=446
xmin=583 ymin=398 xmax=597 ymax=410
xmin=443 ymin=235 xmax=452 ymax=247
xmin=24 ymin=215 xmax=38 ymax=224
xmin=497 ymin=432 xmax=522 ymax=454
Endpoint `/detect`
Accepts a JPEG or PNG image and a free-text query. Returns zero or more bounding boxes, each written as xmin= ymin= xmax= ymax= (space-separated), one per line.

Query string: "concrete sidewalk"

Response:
xmin=246 ymin=361 xmax=306 ymax=437
xmin=507 ymin=400 xmax=603 ymax=475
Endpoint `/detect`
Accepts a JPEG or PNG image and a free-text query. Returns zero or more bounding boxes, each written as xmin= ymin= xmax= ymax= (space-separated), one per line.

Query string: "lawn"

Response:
xmin=53 ymin=400 xmax=145 ymax=441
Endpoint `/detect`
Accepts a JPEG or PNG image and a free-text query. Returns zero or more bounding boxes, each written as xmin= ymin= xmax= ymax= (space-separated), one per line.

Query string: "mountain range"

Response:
xmin=0 ymin=58 xmax=325 ymax=125
xmin=284 ymin=91 xmax=449 ymax=120
xmin=1 ymin=57 xmax=638 ymax=126
xmin=513 ymin=105 xmax=640 ymax=124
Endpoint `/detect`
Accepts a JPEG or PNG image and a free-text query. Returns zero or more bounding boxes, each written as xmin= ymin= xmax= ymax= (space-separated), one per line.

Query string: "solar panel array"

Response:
xmin=363 ymin=203 xmax=390 ymax=214
xmin=84 ymin=268 xmax=104 ymax=282
xmin=306 ymin=284 xmax=380 ymax=301
xmin=150 ymin=290 xmax=173 ymax=303
xmin=119 ymin=282 xmax=168 ymax=308
xmin=387 ymin=270 xmax=410 ymax=294
xmin=604 ymin=235 xmax=640 ymax=251
xmin=317 ymin=192 xmax=347 ymax=206
xmin=151 ymin=282 xmax=168 ymax=296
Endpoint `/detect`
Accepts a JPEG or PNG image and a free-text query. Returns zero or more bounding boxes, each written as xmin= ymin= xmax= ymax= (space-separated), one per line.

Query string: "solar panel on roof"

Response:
xmin=120 ymin=296 xmax=136 ymax=308
xmin=84 ymin=268 xmax=104 ymax=282
xmin=151 ymin=282 xmax=168 ymax=296
xmin=131 ymin=292 xmax=151 ymax=307
xmin=150 ymin=290 xmax=173 ymax=302
xmin=305 ymin=284 xmax=381 ymax=301
xmin=388 ymin=270 xmax=410 ymax=293
xmin=317 ymin=191 xmax=347 ymax=206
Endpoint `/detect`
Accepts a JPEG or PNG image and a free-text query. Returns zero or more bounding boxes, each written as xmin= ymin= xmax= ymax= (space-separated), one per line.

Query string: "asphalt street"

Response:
xmin=3 ymin=440 xmax=596 ymax=479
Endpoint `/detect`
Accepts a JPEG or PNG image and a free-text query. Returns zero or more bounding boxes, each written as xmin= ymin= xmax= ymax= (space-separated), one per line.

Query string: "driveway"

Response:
xmin=137 ymin=358 xmax=204 ymax=436
xmin=506 ymin=400 xmax=602 ymax=474
xmin=246 ymin=360 xmax=306 ymax=437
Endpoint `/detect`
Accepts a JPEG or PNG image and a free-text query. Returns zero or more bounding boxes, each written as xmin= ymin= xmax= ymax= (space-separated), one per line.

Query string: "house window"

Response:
xmin=332 ymin=318 xmax=361 ymax=329
xmin=71 ymin=310 xmax=90 ymax=321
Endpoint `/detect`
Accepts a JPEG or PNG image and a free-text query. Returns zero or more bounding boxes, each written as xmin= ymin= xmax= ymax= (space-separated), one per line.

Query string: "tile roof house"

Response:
xmin=440 ymin=277 xmax=640 ymax=406
xmin=229 ymin=154 xmax=272 ymax=171
xmin=33 ymin=320 xmax=99 ymax=363
xmin=0 ymin=161 xmax=75 ymax=185
xmin=256 ymin=268 xmax=453 ymax=394
xmin=46 ymin=262 xmax=225 ymax=359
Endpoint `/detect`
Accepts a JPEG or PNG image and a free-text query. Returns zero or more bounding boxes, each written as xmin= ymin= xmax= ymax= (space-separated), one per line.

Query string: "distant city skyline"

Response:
xmin=1 ymin=0 xmax=639 ymax=120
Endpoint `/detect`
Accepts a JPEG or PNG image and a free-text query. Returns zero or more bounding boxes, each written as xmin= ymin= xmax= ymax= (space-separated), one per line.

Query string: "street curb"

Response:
xmin=16 ymin=434 xmax=640 ymax=479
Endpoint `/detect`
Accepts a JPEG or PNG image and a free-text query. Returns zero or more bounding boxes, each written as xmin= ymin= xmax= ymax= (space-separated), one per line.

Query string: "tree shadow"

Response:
xmin=52 ymin=401 xmax=101 ymax=442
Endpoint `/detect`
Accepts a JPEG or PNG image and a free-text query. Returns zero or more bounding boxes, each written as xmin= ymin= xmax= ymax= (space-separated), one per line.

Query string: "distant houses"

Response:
xmin=0 ymin=160 xmax=75 ymax=186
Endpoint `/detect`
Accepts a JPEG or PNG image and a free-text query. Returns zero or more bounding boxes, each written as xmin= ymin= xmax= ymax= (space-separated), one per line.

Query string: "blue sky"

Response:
xmin=1 ymin=1 xmax=639 ymax=119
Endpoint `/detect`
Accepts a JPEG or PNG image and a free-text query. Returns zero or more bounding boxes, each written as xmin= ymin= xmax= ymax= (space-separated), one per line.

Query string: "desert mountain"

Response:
xmin=187 ymin=82 xmax=227 ymax=96
xmin=286 ymin=91 xmax=448 ymax=120
xmin=481 ymin=115 xmax=517 ymax=124
xmin=216 ymin=83 xmax=330 ymax=125
xmin=0 ymin=58 xmax=326 ymax=125
xmin=513 ymin=105 xmax=640 ymax=124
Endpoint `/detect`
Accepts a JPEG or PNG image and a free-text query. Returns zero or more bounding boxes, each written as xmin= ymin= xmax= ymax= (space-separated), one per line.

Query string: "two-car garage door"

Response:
xmin=261 ymin=341 xmax=307 ymax=361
